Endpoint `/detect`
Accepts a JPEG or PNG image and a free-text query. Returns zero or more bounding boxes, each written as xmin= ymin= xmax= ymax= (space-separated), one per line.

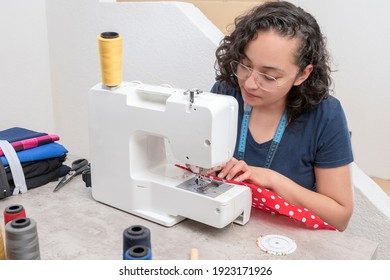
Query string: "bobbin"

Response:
xmin=123 ymin=225 xmax=152 ymax=259
xmin=5 ymin=217 xmax=41 ymax=260
xmin=124 ymin=245 xmax=152 ymax=260
xmin=10 ymin=217 xmax=31 ymax=228
xmin=98 ymin=31 xmax=122 ymax=87
xmin=100 ymin=31 xmax=119 ymax=39
xmin=4 ymin=204 xmax=26 ymax=225
xmin=5 ymin=204 xmax=24 ymax=215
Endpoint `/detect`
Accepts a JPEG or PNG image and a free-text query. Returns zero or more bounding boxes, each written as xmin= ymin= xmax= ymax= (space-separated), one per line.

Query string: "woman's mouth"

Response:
xmin=243 ymin=89 xmax=259 ymax=99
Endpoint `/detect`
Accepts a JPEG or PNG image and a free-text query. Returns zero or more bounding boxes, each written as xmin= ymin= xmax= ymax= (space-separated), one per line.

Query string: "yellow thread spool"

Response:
xmin=98 ymin=32 xmax=123 ymax=87
xmin=0 ymin=224 xmax=5 ymax=260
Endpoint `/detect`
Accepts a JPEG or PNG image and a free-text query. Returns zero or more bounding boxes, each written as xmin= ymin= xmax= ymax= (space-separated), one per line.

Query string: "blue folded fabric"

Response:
xmin=0 ymin=127 xmax=47 ymax=142
xmin=1 ymin=142 xmax=68 ymax=166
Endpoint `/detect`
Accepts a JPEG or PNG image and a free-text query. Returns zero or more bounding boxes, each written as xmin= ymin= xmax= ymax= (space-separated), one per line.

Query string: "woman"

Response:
xmin=211 ymin=1 xmax=353 ymax=231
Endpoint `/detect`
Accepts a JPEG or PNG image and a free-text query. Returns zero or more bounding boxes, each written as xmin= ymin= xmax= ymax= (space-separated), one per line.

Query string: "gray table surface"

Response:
xmin=0 ymin=157 xmax=378 ymax=260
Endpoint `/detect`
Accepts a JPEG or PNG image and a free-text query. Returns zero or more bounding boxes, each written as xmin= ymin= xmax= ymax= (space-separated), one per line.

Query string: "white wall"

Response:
xmin=0 ymin=0 xmax=389 ymax=259
xmin=290 ymin=0 xmax=390 ymax=179
xmin=0 ymin=0 xmax=389 ymax=179
xmin=0 ymin=0 xmax=54 ymax=134
xmin=45 ymin=0 xmax=221 ymax=159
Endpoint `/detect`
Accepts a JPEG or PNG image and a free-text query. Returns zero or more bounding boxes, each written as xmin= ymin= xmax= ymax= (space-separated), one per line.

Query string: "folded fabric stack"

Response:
xmin=0 ymin=127 xmax=71 ymax=199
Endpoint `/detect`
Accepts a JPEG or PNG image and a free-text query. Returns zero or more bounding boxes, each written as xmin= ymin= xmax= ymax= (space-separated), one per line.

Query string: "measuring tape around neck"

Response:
xmin=237 ymin=106 xmax=288 ymax=169
xmin=237 ymin=104 xmax=252 ymax=160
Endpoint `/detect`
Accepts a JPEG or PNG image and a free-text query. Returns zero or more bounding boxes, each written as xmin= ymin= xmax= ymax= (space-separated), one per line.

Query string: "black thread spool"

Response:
xmin=5 ymin=217 xmax=41 ymax=260
xmin=123 ymin=225 xmax=151 ymax=259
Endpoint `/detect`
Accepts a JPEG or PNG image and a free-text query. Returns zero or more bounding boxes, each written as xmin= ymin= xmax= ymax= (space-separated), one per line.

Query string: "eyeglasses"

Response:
xmin=230 ymin=60 xmax=293 ymax=92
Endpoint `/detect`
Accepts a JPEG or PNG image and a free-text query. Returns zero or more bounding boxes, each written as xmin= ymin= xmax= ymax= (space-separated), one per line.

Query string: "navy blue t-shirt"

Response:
xmin=211 ymin=81 xmax=354 ymax=192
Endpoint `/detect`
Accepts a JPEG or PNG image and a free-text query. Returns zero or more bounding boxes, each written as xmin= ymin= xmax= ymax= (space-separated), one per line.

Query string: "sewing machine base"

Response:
xmin=129 ymin=179 xmax=251 ymax=228
xmin=91 ymin=165 xmax=252 ymax=228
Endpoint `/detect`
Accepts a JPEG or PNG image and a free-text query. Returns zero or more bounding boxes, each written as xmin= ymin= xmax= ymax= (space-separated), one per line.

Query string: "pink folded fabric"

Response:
xmin=176 ymin=164 xmax=336 ymax=230
xmin=0 ymin=134 xmax=60 ymax=157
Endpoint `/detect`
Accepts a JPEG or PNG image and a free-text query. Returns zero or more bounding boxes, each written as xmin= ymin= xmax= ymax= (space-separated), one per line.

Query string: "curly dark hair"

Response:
xmin=215 ymin=1 xmax=332 ymax=121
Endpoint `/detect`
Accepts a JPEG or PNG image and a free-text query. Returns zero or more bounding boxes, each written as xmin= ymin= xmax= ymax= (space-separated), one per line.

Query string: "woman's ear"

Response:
xmin=293 ymin=64 xmax=313 ymax=86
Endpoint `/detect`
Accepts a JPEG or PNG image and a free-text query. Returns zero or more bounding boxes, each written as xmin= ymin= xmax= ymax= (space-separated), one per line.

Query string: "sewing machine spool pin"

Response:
xmin=184 ymin=88 xmax=203 ymax=108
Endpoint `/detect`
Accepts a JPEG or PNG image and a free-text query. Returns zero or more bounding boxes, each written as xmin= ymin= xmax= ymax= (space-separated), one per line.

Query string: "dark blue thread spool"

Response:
xmin=124 ymin=245 xmax=152 ymax=260
xmin=123 ymin=225 xmax=151 ymax=259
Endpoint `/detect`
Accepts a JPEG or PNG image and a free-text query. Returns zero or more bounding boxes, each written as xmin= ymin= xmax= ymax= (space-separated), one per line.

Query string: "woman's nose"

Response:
xmin=244 ymin=71 xmax=259 ymax=89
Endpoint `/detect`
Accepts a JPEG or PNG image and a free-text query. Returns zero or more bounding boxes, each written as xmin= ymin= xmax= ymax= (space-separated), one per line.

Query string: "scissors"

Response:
xmin=53 ymin=158 xmax=90 ymax=192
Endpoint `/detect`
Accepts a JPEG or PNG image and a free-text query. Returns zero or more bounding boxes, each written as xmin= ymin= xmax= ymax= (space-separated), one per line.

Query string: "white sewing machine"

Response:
xmin=88 ymin=81 xmax=251 ymax=228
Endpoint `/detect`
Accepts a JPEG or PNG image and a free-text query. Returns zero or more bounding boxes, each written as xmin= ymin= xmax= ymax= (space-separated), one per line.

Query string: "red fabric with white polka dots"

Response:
xmin=244 ymin=182 xmax=336 ymax=230
xmin=176 ymin=165 xmax=336 ymax=230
